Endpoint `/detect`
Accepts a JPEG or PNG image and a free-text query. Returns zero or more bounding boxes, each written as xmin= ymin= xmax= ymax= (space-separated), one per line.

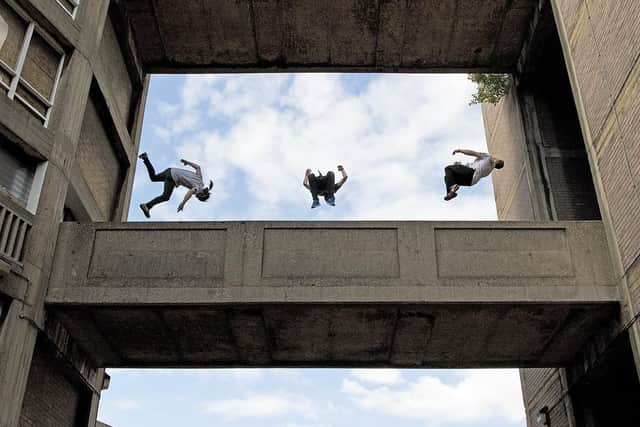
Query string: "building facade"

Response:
xmin=0 ymin=0 xmax=146 ymax=425
xmin=0 ymin=0 xmax=638 ymax=426
xmin=484 ymin=1 xmax=640 ymax=425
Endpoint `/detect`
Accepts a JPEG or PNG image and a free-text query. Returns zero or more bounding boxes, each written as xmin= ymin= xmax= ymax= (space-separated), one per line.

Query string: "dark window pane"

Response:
xmin=0 ymin=141 xmax=36 ymax=206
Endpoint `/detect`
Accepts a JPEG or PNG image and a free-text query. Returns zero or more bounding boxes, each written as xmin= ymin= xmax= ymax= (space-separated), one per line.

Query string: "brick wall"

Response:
xmin=522 ymin=368 xmax=573 ymax=427
xmin=18 ymin=338 xmax=89 ymax=427
xmin=558 ymin=0 xmax=640 ymax=271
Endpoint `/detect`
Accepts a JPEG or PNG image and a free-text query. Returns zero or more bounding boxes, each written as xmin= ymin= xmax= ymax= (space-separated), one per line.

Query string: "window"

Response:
xmin=0 ymin=142 xmax=37 ymax=206
xmin=55 ymin=0 xmax=80 ymax=19
xmin=0 ymin=1 xmax=65 ymax=126
xmin=0 ymin=294 xmax=10 ymax=329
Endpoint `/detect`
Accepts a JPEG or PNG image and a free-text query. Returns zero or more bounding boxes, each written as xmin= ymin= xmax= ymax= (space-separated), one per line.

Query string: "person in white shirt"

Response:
xmin=138 ymin=152 xmax=213 ymax=218
xmin=444 ymin=149 xmax=504 ymax=201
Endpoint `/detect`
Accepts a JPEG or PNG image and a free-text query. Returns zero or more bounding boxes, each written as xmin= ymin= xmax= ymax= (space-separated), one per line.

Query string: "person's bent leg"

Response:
xmin=324 ymin=172 xmax=336 ymax=205
xmin=145 ymin=179 xmax=176 ymax=210
xmin=141 ymin=156 xmax=171 ymax=182
xmin=450 ymin=164 xmax=474 ymax=186
xmin=444 ymin=166 xmax=456 ymax=192
xmin=308 ymin=174 xmax=320 ymax=201
xmin=308 ymin=174 xmax=321 ymax=208
xmin=325 ymin=172 xmax=335 ymax=198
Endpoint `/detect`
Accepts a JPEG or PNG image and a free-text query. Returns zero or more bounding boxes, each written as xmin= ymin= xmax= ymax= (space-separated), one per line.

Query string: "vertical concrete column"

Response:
xmin=0 ymin=1 xmax=111 ymax=425
xmin=114 ymin=75 xmax=149 ymax=221
xmin=549 ymin=0 xmax=640 ymax=381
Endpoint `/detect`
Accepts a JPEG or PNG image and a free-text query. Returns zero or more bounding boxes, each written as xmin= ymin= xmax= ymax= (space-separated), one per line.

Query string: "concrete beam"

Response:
xmin=118 ymin=0 xmax=537 ymax=73
xmin=46 ymin=221 xmax=619 ymax=368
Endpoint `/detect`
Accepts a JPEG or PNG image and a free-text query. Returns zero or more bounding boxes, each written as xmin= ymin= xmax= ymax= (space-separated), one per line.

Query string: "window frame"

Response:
xmin=0 ymin=0 xmax=66 ymax=127
xmin=55 ymin=0 xmax=80 ymax=20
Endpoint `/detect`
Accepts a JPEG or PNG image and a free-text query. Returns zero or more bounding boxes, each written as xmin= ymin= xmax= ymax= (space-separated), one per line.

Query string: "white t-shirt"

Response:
xmin=467 ymin=153 xmax=493 ymax=185
xmin=171 ymin=168 xmax=204 ymax=191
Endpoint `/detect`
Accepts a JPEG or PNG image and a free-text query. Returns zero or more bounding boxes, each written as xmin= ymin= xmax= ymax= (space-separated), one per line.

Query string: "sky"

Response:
xmin=97 ymin=74 xmax=525 ymax=427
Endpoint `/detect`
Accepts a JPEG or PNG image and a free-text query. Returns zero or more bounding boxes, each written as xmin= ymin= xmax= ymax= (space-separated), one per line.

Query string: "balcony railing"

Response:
xmin=0 ymin=201 xmax=32 ymax=265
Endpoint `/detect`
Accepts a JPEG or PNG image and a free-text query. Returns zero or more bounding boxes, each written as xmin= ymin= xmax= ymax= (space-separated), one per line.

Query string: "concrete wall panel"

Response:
xmin=557 ymin=0 xmax=582 ymax=36
xmin=88 ymin=228 xmax=226 ymax=282
xmin=76 ymin=97 xmax=123 ymax=220
xmin=481 ymin=89 xmax=535 ymax=220
xmin=504 ymin=165 xmax=536 ymax=220
xmin=435 ymin=228 xmax=572 ymax=278
xmin=97 ymin=14 xmax=133 ymax=125
xmin=262 ymin=228 xmax=399 ymax=279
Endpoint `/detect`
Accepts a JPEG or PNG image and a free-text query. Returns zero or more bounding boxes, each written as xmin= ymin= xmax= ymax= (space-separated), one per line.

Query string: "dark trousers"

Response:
xmin=142 ymin=157 xmax=176 ymax=209
xmin=308 ymin=172 xmax=335 ymax=201
xmin=444 ymin=164 xmax=474 ymax=192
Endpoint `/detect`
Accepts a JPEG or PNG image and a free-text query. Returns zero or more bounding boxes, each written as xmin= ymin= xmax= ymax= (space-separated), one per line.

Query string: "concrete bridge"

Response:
xmin=47 ymin=221 xmax=618 ymax=368
xmin=119 ymin=0 xmax=536 ymax=73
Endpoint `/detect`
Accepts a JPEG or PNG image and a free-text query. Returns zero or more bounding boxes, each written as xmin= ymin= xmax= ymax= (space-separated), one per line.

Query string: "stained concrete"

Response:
xmin=118 ymin=0 xmax=536 ymax=73
xmin=47 ymin=221 xmax=618 ymax=367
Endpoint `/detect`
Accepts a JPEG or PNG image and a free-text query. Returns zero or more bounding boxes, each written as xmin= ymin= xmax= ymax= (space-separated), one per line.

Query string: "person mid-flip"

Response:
xmin=303 ymin=165 xmax=348 ymax=209
xmin=444 ymin=149 xmax=504 ymax=201
xmin=138 ymin=152 xmax=213 ymax=218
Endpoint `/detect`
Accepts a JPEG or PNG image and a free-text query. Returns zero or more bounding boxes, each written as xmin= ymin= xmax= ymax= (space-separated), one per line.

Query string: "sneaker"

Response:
xmin=444 ymin=192 xmax=458 ymax=201
xmin=326 ymin=196 xmax=335 ymax=206
xmin=138 ymin=152 xmax=148 ymax=160
xmin=140 ymin=203 xmax=150 ymax=218
xmin=311 ymin=200 xmax=320 ymax=209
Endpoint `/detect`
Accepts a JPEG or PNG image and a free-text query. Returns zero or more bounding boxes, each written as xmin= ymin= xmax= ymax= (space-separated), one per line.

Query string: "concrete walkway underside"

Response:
xmin=120 ymin=0 xmax=536 ymax=73
xmin=47 ymin=221 xmax=618 ymax=368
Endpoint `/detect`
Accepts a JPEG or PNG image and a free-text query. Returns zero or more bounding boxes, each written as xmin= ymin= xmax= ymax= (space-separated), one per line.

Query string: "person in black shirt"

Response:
xmin=303 ymin=165 xmax=348 ymax=209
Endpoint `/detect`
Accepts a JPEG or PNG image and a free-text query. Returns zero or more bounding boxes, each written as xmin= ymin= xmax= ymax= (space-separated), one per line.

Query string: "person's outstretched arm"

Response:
xmin=335 ymin=165 xmax=348 ymax=191
xmin=303 ymin=169 xmax=311 ymax=190
xmin=452 ymin=149 xmax=486 ymax=158
xmin=181 ymin=159 xmax=201 ymax=171
xmin=177 ymin=188 xmax=196 ymax=212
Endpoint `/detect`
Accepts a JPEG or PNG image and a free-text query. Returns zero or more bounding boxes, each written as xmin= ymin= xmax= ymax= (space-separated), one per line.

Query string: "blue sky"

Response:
xmin=98 ymin=74 xmax=525 ymax=427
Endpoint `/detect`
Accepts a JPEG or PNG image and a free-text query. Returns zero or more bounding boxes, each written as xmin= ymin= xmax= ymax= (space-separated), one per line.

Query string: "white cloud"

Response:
xmin=110 ymin=398 xmax=140 ymax=410
xmin=134 ymin=73 xmax=496 ymax=222
xmin=341 ymin=369 xmax=524 ymax=425
xmin=202 ymin=392 xmax=317 ymax=420
xmin=349 ymin=369 xmax=403 ymax=385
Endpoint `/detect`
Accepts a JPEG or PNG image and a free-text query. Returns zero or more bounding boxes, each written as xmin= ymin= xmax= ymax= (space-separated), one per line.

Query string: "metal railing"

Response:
xmin=0 ymin=201 xmax=32 ymax=265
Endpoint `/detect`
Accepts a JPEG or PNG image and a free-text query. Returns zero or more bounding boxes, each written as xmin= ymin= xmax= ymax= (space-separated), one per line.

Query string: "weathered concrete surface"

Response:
xmin=0 ymin=1 xmax=148 ymax=424
xmin=47 ymin=221 xmax=618 ymax=367
xmin=118 ymin=0 xmax=536 ymax=73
